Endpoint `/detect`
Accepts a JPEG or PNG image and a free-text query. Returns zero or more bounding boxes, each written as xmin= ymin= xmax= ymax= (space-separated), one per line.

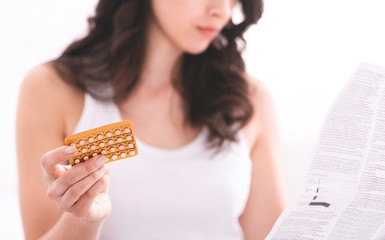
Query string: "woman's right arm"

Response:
xmin=16 ymin=65 xmax=112 ymax=240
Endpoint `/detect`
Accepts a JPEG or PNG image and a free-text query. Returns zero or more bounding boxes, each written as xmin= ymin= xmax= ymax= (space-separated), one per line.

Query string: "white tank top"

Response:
xmin=72 ymin=93 xmax=253 ymax=240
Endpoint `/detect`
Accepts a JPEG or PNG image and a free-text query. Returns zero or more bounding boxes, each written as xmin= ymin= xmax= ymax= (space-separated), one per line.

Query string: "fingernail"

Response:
xmin=96 ymin=155 xmax=108 ymax=165
xmin=65 ymin=146 xmax=76 ymax=154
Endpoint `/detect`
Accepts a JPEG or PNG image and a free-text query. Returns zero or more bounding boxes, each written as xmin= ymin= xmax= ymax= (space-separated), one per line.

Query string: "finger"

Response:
xmin=40 ymin=145 xmax=78 ymax=179
xmin=72 ymin=169 xmax=112 ymax=217
xmin=100 ymin=167 xmax=112 ymax=194
xmin=53 ymin=155 xmax=108 ymax=196
xmin=58 ymin=165 xmax=108 ymax=211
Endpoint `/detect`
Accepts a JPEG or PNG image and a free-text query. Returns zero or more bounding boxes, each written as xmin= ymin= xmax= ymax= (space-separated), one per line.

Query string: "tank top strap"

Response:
xmin=72 ymin=92 xmax=121 ymax=134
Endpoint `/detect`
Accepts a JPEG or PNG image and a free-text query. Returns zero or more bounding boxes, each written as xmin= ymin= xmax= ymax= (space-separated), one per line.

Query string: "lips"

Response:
xmin=197 ymin=26 xmax=220 ymax=38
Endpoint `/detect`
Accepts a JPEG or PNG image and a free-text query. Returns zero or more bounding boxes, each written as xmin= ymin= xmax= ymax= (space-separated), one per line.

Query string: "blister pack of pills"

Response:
xmin=64 ymin=120 xmax=138 ymax=166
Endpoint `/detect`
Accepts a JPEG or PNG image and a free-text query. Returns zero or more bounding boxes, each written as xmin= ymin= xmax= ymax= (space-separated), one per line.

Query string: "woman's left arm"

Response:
xmin=239 ymin=77 xmax=288 ymax=240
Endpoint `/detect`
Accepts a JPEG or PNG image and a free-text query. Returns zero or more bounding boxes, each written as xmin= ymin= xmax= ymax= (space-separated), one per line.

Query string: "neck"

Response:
xmin=135 ymin=19 xmax=183 ymax=95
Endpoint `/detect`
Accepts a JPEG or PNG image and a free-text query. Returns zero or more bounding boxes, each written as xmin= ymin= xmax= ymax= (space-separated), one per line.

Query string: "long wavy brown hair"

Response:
xmin=52 ymin=0 xmax=264 ymax=149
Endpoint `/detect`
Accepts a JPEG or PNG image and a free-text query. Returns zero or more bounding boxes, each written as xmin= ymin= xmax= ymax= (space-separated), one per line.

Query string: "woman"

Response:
xmin=16 ymin=0 xmax=287 ymax=239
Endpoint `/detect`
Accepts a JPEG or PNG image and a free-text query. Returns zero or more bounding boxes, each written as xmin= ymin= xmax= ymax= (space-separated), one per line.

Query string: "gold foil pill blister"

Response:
xmin=64 ymin=120 xmax=138 ymax=166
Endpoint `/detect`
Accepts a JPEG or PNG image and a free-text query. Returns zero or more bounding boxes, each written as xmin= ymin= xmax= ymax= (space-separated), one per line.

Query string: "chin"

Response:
xmin=183 ymin=41 xmax=212 ymax=55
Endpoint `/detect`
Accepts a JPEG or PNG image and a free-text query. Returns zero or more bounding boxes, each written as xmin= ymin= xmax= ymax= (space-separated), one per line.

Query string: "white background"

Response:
xmin=1 ymin=0 xmax=385 ymax=238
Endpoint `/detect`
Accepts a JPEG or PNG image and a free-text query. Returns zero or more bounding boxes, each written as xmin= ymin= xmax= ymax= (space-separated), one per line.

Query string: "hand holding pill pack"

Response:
xmin=64 ymin=120 xmax=138 ymax=166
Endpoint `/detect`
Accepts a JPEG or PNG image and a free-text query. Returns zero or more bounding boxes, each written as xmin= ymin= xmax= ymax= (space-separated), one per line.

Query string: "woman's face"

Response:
xmin=150 ymin=0 xmax=237 ymax=54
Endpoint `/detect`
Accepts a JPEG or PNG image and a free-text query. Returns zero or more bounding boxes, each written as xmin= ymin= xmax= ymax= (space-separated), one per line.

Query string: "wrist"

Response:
xmin=62 ymin=212 xmax=105 ymax=237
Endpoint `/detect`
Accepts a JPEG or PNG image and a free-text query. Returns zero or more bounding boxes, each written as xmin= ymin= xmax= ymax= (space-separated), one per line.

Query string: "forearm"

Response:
xmin=38 ymin=213 xmax=105 ymax=240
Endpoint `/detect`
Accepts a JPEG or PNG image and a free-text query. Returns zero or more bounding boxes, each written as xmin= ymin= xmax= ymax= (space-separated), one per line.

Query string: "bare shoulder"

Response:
xmin=18 ymin=62 xmax=84 ymax=137
xmin=244 ymin=72 xmax=273 ymax=108
xmin=241 ymin=72 xmax=278 ymax=150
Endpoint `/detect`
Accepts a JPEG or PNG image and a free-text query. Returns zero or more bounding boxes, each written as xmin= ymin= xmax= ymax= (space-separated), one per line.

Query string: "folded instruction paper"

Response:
xmin=266 ymin=63 xmax=385 ymax=240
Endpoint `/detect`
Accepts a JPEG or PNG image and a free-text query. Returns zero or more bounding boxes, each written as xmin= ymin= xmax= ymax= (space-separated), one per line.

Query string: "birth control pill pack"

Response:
xmin=64 ymin=120 xmax=138 ymax=166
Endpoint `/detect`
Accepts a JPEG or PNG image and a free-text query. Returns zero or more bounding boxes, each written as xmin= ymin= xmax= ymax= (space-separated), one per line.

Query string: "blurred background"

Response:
xmin=1 ymin=0 xmax=384 ymax=238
